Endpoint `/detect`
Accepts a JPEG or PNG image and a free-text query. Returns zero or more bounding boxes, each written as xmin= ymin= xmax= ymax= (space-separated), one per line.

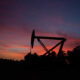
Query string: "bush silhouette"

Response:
xmin=0 ymin=46 xmax=80 ymax=67
xmin=67 ymin=46 xmax=80 ymax=64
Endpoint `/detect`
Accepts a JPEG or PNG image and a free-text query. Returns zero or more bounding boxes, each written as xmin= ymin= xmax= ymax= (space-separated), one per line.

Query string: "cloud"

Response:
xmin=0 ymin=48 xmax=8 ymax=51
xmin=0 ymin=43 xmax=11 ymax=48
xmin=56 ymin=31 xmax=80 ymax=51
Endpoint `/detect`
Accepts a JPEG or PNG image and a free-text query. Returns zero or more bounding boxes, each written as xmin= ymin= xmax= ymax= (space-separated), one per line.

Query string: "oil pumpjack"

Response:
xmin=31 ymin=30 xmax=66 ymax=56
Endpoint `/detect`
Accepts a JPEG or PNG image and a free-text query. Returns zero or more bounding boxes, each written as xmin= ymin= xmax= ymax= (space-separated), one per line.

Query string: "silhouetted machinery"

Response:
xmin=31 ymin=30 xmax=66 ymax=56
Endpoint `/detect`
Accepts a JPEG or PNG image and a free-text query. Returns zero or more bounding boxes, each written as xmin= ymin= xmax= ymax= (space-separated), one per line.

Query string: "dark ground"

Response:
xmin=0 ymin=59 xmax=80 ymax=80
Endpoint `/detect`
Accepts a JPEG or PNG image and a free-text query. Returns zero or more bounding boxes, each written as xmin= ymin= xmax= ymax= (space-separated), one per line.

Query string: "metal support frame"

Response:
xmin=31 ymin=30 xmax=66 ymax=56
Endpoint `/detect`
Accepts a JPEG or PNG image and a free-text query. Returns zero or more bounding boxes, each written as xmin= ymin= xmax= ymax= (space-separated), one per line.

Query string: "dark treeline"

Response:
xmin=0 ymin=46 xmax=80 ymax=80
xmin=0 ymin=46 xmax=80 ymax=65
xmin=24 ymin=45 xmax=80 ymax=65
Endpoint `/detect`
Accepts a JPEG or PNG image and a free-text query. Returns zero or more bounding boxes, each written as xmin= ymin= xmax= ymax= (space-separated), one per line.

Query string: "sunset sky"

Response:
xmin=0 ymin=0 xmax=80 ymax=60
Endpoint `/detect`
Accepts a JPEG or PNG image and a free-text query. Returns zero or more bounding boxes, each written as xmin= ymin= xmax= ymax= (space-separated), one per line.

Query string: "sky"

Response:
xmin=0 ymin=0 xmax=80 ymax=60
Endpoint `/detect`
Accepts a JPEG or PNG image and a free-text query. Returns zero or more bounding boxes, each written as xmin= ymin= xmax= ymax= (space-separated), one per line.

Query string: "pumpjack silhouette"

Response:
xmin=31 ymin=30 xmax=66 ymax=56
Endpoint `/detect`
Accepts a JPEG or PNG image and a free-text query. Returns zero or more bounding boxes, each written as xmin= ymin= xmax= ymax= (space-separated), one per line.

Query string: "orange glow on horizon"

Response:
xmin=0 ymin=45 xmax=72 ymax=60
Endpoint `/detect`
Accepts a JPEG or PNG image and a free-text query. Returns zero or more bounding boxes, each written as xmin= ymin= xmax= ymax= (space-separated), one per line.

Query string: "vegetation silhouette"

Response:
xmin=68 ymin=46 xmax=80 ymax=64
xmin=0 ymin=46 xmax=80 ymax=80
xmin=24 ymin=46 xmax=80 ymax=66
